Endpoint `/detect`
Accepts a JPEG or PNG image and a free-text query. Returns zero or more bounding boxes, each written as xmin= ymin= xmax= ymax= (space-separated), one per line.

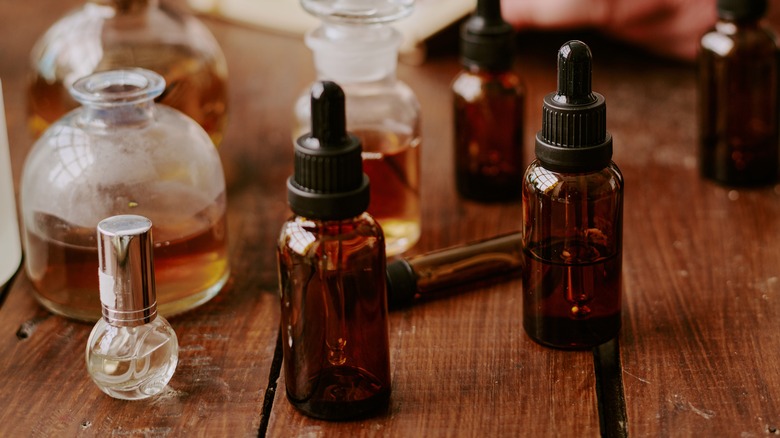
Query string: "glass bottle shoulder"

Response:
xmin=523 ymin=160 xmax=623 ymax=200
xmin=21 ymin=104 xmax=221 ymax=185
xmin=700 ymin=20 xmax=778 ymax=58
xmin=278 ymin=213 xmax=385 ymax=257
xmin=31 ymin=1 xmax=226 ymax=82
xmin=88 ymin=316 xmax=177 ymax=358
xmin=452 ymin=66 xmax=525 ymax=102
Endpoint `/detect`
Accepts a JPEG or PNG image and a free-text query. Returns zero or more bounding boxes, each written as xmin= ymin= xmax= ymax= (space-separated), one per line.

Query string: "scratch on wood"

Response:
xmin=150 ymin=387 xmax=188 ymax=405
xmin=623 ymin=370 xmax=651 ymax=384
xmin=687 ymin=402 xmax=715 ymax=420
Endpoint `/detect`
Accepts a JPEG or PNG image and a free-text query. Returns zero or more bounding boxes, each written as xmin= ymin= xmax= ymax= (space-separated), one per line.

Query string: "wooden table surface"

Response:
xmin=2 ymin=1 xmax=780 ymax=436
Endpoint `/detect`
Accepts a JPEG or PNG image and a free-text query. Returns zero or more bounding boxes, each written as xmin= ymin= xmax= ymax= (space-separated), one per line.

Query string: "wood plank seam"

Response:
xmin=594 ymin=338 xmax=629 ymax=438
xmin=257 ymin=329 xmax=283 ymax=437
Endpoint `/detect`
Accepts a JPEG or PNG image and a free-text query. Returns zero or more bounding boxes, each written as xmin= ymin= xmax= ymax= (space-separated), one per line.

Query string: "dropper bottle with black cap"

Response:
xmin=453 ymin=0 xmax=525 ymax=201
xmin=698 ymin=0 xmax=778 ymax=186
xmin=277 ymin=81 xmax=391 ymax=420
xmin=522 ymin=41 xmax=624 ymax=350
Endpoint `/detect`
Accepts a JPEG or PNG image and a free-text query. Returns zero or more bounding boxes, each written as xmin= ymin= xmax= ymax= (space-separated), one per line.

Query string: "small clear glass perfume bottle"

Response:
xmin=279 ymin=81 xmax=391 ymax=420
xmin=86 ymin=214 xmax=178 ymax=400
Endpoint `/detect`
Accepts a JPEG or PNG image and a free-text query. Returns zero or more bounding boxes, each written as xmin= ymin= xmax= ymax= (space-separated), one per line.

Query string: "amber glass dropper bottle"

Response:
xmin=277 ymin=81 xmax=391 ymax=420
xmin=698 ymin=0 xmax=779 ymax=186
xmin=452 ymin=0 xmax=525 ymax=201
xmin=522 ymin=41 xmax=624 ymax=350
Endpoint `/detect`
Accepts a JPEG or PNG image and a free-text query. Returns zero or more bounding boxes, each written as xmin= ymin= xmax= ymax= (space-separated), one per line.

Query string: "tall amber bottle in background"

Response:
xmin=522 ymin=41 xmax=624 ymax=349
xmin=699 ymin=0 xmax=778 ymax=186
xmin=278 ymin=82 xmax=391 ymax=420
xmin=294 ymin=0 xmax=421 ymax=257
xmin=28 ymin=0 xmax=228 ymax=145
xmin=453 ymin=0 xmax=525 ymax=201
xmin=20 ymin=69 xmax=229 ymax=321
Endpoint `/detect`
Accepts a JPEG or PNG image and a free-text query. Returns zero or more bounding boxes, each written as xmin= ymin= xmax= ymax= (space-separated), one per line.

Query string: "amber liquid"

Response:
xmin=698 ymin=21 xmax=779 ymax=186
xmin=355 ymin=130 xmax=421 ymax=256
xmin=25 ymin=202 xmax=229 ymax=321
xmin=453 ymin=70 xmax=525 ymax=201
xmin=522 ymin=239 xmax=621 ymax=349
xmin=28 ymin=43 xmax=228 ymax=145
xmin=290 ymin=367 xmax=390 ymax=420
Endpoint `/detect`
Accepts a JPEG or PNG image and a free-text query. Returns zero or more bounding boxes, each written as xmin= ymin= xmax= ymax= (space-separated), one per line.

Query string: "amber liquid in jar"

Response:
xmin=25 ymin=194 xmax=229 ymax=321
xmin=353 ymin=129 xmax=421 ymax=257
xmin=28 ymin=43 xmax=228 ymax=145
xmin=523 ymin=239 xmax=621 ymax=349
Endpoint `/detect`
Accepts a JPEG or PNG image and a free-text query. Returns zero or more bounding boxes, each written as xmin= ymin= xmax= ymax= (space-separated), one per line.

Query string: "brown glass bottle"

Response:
xmin=522 ymin=41 xmax=624 ymax=349
xmin=278 ymin=216 xmax=391 ymax=419
xmin=453 ymin=0 xmax=525 ymax=201
xmin=28 ymin=0 xmax=228 ymax=144
xmin=277 ymin=81 xmax=391 ymax=420
xmin=698 ymin=0 xmax=779 ymax=186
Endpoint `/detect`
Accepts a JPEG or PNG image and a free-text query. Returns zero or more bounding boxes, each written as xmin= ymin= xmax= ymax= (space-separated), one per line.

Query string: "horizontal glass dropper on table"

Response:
xmin=386 ymin=232 xmax=522 ymax=309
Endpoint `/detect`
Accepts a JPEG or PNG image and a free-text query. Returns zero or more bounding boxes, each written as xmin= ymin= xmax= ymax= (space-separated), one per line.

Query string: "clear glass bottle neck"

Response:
xmin=79 ymin=100 xmax=156 ymax=129
xmin=307 ymin=21 xmax=401 ymax=84
xmin=72 ymin=69 xmax=163 ymax=128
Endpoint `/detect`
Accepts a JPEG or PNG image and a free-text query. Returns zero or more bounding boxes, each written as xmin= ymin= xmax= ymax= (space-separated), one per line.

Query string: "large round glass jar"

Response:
xmin=20 ymin=69 xmax=230 ymax=321
xmin=28 ymin=0 xmax=228 ymax=145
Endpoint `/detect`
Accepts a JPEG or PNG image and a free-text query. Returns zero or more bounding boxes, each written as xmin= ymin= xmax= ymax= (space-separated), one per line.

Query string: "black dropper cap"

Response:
xmin=535 ymin=40 xmax=612 ymax=173
xmin=385 ymin=258 xmax=417 ymax=309
xmin=717 ymin=0 xmax=767 ymax=21
xmin=460 ymin=0 xmax=515 ymax=71
xmin=287 ymin=81 xmax=370 ymax=220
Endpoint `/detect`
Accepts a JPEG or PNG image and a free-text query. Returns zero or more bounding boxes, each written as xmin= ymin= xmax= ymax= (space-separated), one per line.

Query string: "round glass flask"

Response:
xmin=28 ymin=0 xmax=228 ymax=145
xmin=20 ymin=68 xmax=230 ymax=321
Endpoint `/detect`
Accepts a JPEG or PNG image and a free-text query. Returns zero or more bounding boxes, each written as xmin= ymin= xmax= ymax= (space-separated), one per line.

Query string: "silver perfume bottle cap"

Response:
xmin=97 ymin=215 xmax=157 ymax=326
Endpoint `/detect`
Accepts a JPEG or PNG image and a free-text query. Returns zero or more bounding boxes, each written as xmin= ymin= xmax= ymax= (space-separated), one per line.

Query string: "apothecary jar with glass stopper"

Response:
xmin=20 ymin=68 xmax=230 ymax=321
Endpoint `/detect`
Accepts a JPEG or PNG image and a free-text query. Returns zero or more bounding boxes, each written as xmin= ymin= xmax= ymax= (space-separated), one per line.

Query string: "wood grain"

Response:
xmin=2 ymin=0 xmax=780 ymax=436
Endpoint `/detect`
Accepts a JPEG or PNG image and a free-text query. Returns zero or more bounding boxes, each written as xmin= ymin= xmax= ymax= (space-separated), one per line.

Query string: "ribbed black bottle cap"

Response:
xmin=717 ymin=0 xmax=767 ymax=20
xmin=535 ymin=40 xmax=612 ymax=173
xmin=288 ymin=81 xmax=369 ymax=220
xmin=460 ymin=0 xmax=515 ymax=71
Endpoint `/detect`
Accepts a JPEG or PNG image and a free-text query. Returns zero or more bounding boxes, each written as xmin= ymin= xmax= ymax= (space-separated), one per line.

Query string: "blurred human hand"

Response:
xmin=502 ymin=0 xmax=717 ymax=61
